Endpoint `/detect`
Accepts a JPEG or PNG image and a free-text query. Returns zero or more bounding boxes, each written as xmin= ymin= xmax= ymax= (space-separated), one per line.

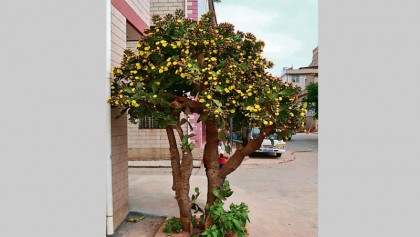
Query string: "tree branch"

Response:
xmin=166 ymin=125 xmax=182 ymax=191
xmin=219 ymin=125 xmax=275 ymax=177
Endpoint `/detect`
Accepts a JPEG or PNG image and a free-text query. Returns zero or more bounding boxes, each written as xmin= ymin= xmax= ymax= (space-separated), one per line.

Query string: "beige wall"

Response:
xmin=127 ymin=0 xmax=151 ymax=27
xmin=150 ymin=0 xmax=185 ymax=23
xmin=111 ymin=5 xmax=128 ymax=229
xmin=126 ymin=113 xmax=204 ymax=160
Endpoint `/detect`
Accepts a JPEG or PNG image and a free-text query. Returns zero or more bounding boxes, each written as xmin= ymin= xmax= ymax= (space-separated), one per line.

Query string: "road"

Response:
xmin=227 ymin=133 xmax=318 ymax=237
xmin=128 ymin=133 xmax=318 ymax=237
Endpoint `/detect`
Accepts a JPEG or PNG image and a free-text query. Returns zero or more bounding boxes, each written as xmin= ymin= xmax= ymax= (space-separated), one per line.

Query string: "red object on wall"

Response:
xmin=112 ymin=0 xmax=148 ymax=34
xmin=187 ymin=0 xmax=198 ymax=20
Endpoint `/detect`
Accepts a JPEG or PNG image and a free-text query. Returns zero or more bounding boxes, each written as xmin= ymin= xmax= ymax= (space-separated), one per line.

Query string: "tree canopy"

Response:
xmin=108 ymin=10 xmax=306 ymax=147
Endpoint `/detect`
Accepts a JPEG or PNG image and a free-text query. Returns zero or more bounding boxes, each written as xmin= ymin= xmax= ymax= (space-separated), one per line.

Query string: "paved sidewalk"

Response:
xmin=126 ymin=133 xmax=317 ymax=237
xmin=129 ymin=160 xmax=203 ymax=168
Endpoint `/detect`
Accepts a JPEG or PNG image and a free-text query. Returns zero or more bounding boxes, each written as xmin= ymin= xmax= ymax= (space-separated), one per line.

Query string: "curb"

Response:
xmin=154 ymin=216 xmax=170 ymax=237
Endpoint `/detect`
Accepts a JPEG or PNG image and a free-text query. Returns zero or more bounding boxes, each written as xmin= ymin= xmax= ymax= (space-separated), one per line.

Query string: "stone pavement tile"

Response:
xmin=111 ymin=213 xmax=166 ymax=237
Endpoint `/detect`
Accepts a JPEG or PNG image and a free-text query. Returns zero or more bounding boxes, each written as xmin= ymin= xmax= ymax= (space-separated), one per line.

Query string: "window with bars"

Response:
xmin=138 ymin=116 xmax=164 ymax=129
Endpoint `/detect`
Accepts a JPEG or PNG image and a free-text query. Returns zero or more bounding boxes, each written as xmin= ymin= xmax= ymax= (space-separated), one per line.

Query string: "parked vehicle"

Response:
xmin=248 ymin=128 xmax=286 ymax=157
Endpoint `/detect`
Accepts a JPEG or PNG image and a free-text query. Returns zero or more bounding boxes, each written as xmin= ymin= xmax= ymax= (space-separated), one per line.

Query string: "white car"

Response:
xmin=250 ymin=128 xmax=286 ymax=157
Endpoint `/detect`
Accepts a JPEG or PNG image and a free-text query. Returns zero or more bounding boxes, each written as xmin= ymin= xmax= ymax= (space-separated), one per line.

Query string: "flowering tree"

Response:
xmin=108 ymin=10 xmax=306 ymax=233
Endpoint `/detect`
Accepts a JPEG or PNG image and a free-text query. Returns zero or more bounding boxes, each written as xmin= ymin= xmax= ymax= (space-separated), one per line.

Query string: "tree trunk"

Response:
xmin=202 ymin=123 xmax=276 ymax=228
xmin=166 ymin=125 xmax=193 ymax=232
xmin=203 ymin=120 xmax=223 ymax=228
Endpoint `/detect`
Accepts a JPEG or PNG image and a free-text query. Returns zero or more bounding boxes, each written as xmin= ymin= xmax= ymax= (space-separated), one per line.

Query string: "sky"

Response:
xmin=214 ymin=0 xmax=318 ymax=77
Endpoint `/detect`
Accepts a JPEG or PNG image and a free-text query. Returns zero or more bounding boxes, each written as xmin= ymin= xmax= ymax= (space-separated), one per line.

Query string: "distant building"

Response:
xmin=281 ymin=46 xmax=318 ymax=132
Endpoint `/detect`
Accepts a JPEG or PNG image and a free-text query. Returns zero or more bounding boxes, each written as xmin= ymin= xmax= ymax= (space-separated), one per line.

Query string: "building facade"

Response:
xmin=109 ymin=0 xmax=150 ymax=232
xmin=281 ymin=46 xmax=318 ymax=132
xmin=127 ymin=0 xmax=216 ymax=161
xmin=108 ymin=0 xmax=217 ymax=234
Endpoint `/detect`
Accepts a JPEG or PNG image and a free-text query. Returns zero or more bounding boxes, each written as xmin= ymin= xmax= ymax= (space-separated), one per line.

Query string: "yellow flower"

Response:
xmin=187 ymin=63 xmax=192 ymax=68
xmin=224 ymin=88 xmax=230 ymax=93
xmin=290 ymin=113 xmax=294 ymax=117
xmin=177 ymin=41 xmax=181 ymax=47
xmin=263 ymin=120 xmax=268 ymax=125
xmin=285 ymin=83 xmax=290 ymax=87
xmin=172 ymin=61 xmax=177 ymax=65
xmin=207 ymin=95 xmax=212 ymax=99
xmin=156 ymin=82 xmax=161 ymax=86
xmin=211 ymin=57 xmax=217 ymax=61
xmin=255 ymin=104 xmax=260 ymax=109
xmin=279 ymin=97 xmax=283 ymax=101
xmin=247 ymin=92 xmax=252 ymax=96
xmin=204 ymin=81 xmax=208 ymax=85
xmin=153 ymin=95 xmax=157 ymax=98
xmin=301 ymin=112 xmax=305 ymax=116
xmin=136 ymin=63 xmax=141 ymax=69
xmin=159 ymin=68 xmax=163 ymax=73
xmin=144 ymin=46 xmax=150 ymax=51
xmin=230 ymin=109 xmax=235 ymax=113
xmin=177 ymin=19 xmax=182 ymax=23
xmin=193 ymin=42 xmax=197 ymax=46
xmin=275 ymin=112 xmax=279 ymax=116
xmin=214 ymin=109 xmax=219 ymax=114
xmin=180 ymin=73 xmax=186 ymax=78
xmin=199 ymin=98 xmax=205 ymax=103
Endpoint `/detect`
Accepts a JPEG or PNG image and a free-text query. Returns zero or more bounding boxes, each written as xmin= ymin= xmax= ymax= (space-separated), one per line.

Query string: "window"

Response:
xmin=138 ymin=116 xmax=164 ymax=129
xmin=292 ymin=75 xmax=300 ymax=83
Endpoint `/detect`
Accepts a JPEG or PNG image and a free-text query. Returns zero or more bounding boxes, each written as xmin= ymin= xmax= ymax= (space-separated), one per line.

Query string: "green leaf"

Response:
xmin=218 ymin=130 xmax=226 ymax=142
xmin=182 ymin=135 xmax=189 ymax=146
xmin=279 ymin=88 xmax=294 ymax=96
xmin=212 ymin=189 xmax=220 ymax=197
xmin=189 ymin=143 xmax=195 ymax=151
xmin=225 ymin=145 xmax=231 ymax=154
xmin=212 ymin=99 xmax=222 ymax=107
xmin=152 ymin=84 xmax=158 ymax=92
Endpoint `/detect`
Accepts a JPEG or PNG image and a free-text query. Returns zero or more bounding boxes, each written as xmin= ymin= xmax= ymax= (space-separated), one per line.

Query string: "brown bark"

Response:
xmin=203 ymin=124 xmax=276 ymax=228
xmin=219 ymin=125 xmax=275 ymax=178
xmin=166 ymin=124 xmax=194 ymax=232
xmin=203 ymin=120 xmax=223 ymax=228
